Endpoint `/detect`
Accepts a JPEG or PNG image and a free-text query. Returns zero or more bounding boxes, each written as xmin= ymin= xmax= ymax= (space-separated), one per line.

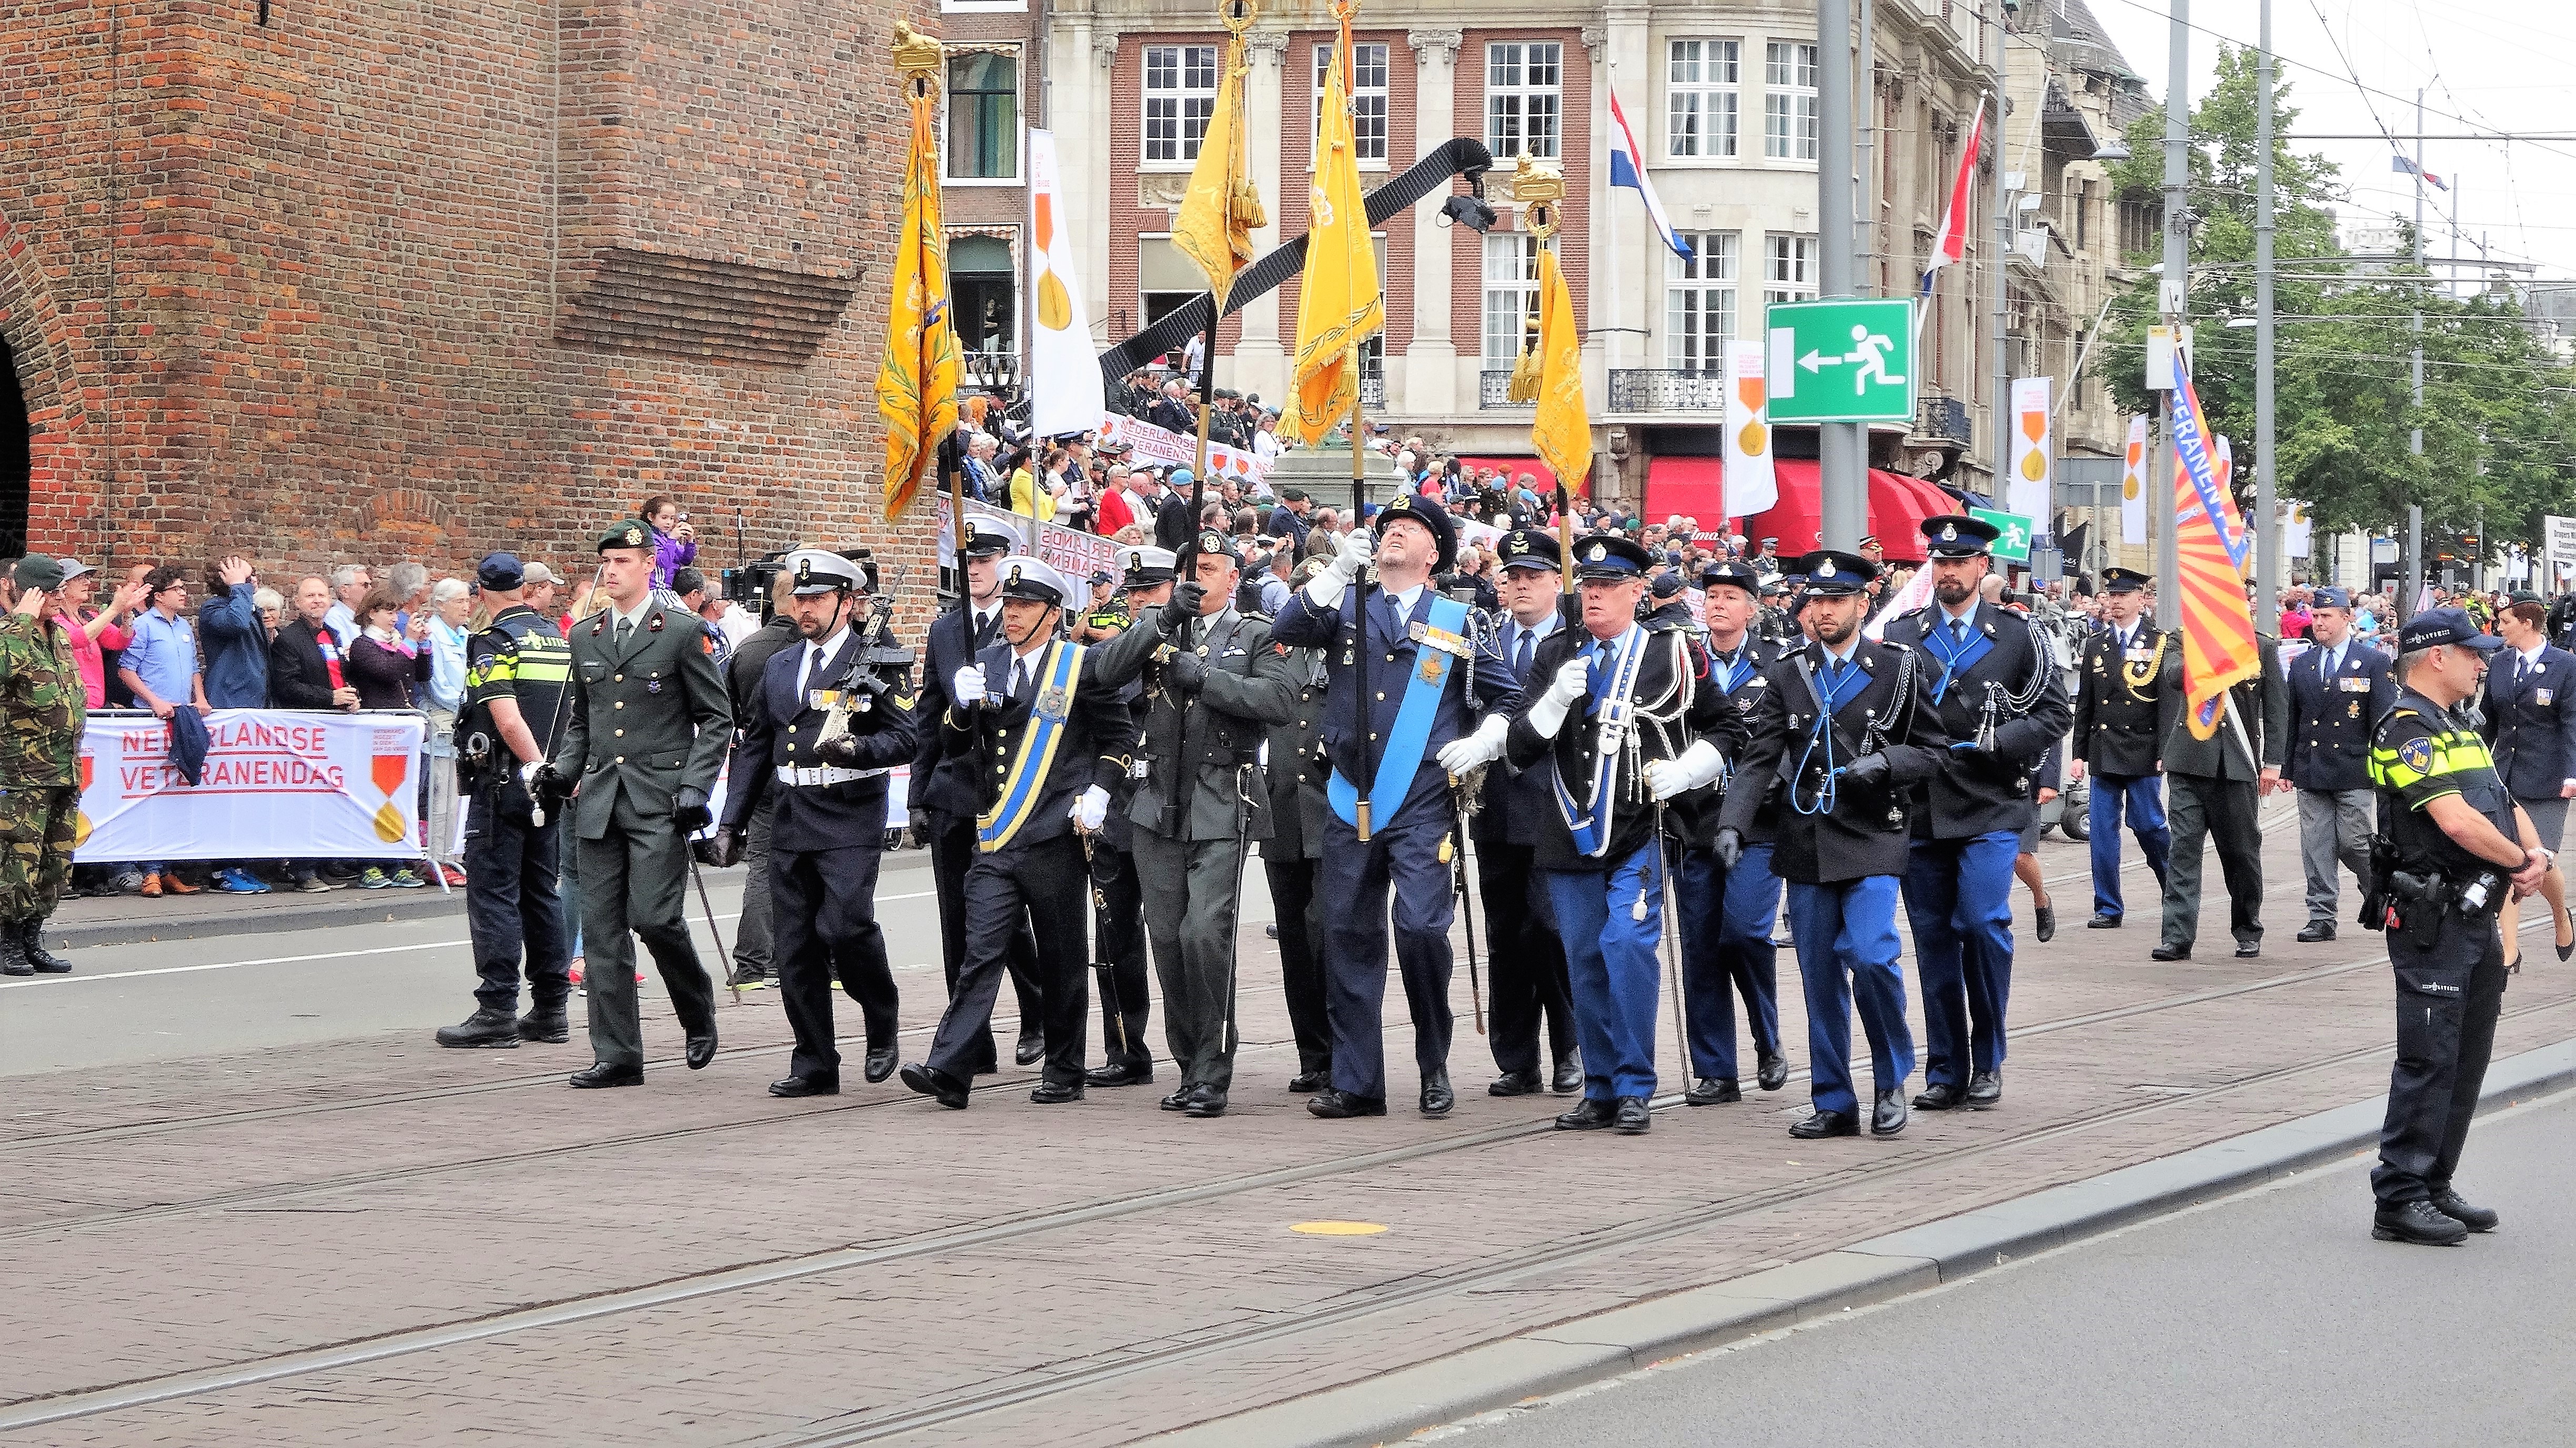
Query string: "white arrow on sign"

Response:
xmin=1799 ymin=349 xmax=1845 ymax=374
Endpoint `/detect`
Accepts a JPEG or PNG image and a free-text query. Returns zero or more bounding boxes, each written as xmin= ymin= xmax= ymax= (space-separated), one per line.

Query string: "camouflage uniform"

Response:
xmin=0 ymin=611 xmax=85 ymax=922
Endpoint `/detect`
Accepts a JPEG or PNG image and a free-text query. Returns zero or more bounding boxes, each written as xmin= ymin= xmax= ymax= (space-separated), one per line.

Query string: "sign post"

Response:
xmin=1764 ymin=297 xmax=1918 ymax=424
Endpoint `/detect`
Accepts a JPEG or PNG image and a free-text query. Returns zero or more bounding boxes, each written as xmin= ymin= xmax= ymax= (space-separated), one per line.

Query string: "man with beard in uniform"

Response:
xmin=1474 ymin=529 xmax=1580 ymax=1098
xmin=1077 ymin=546 xmax=1170 ymax=1091
xmin=1716 ymin=551 xmax=1949 ymax=1139
xmin=910 ymin=516 xmax=1046 ymax=1070
xmin=2067 ymin=567 xmax=2173 ymax=929
xmin=1262 ymin=557 xmax=1337 ymax=1093
xmin=1888 ymin=516 xmax=2071 ymax=1112
xmin=1671 ymin=560 xmax=1791 ymax=1104
xmin=711 ymin=550 xmax=914 ymax=1096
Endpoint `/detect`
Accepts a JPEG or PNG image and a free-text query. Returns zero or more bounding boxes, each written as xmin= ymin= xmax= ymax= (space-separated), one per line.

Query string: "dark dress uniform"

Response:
xmin=1674 ymin=608 xmax=1788 ymax=1102
xmin=719 ymin=552 xmax=917 ymax=1094
xmin=445 ymin=593 xmax=573 ymax=1037
xmin=2477 ymin=634 xmax=2576 ymax=852
xmin=2287 ymin=619 xmax=2395 ymax=937
xmin=2068 ymin=576 xmax=2174 ymax=924
xmin=546 ymin=522 xmax=734 ymax=1084
xmin=1084 ymin=667 xmax=1155 ymax=1085
xmin=723 ymin=613 xmax=801 ymax=986
xmin=2155 ymin=636 xmax=2289 ymax=959
xmin=1475 ymin=531 xmax=1577 ymax=1097
xmin=1260 ymin=629 xmax=1336 ymax=1088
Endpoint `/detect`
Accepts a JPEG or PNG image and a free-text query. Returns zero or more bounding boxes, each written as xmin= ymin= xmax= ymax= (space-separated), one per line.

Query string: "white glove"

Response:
xmin=1525 ymin=656 xmax=1592 ymax=740
xmin=952 ymin=665 xmax=987 ymax=705
xmin=1646 ymin=739 xmax=1726 ymax=801
xmin=1436 ymin=714 xmax=1510 ymax=776
xmin=1072 ymin=784 xmax=1110 ymax=831
xmin=1303 ymin=528 xmax=1375 ymax=610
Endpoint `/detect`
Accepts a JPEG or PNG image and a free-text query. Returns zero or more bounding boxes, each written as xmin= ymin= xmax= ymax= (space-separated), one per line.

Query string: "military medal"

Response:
xmin=2349 ymin=700 xmax=2361 ymax=718
xmin=1037 ymin=684 xmax=1071 ymax=719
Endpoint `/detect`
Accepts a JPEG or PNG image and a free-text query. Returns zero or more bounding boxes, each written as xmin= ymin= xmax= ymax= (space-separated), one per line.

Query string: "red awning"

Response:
xmin=1454 ymin=456 xmax=1565 ymax=495
xmin=1642 ymin=457 xmax=1945 ymax=562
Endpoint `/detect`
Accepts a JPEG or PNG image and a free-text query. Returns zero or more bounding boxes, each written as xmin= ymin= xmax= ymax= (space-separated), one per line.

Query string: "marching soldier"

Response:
xmin=2153 ymin=618 xmax=2289 ymax=961
xmin=1755 ymin=576 xmax=1797 ymax=646
xmin=1261 ymin=557 xmax=1336 ymax=1093
xmin=1672 ymin=560 xmax=1790 ymax=1103
xmin=711 ymin=550 xmax=915 ymax=1097
xmin=0 ymin=557 xmax=83 ymax=977
xmin=2287 ymin=586 xmax=2394 ymax=943
xmin=534 ymin=519 xmax=733 ymax=1088
xmin=1474 ymin=529 xmax=1579 ymax=1098
xmin=1270 ymin=492 xmax=1517 ymax=1119
xmin=1890 ymin=515 xmax=2072 ymax=1113
xmin=1501 ymin=535 xmax=1723 ymax=1135
xmin=721 ymin=567 xmax=801 ymax=989
xmin=1076 ymin=547 xmax=1166 ymax=1091
xmin=1094 ymin=531 xmax=1297 ymax=1117
xmin=2067 ymin=567 xmax=2173 ymax=929
xmin=1716 ymin=550 xmax=1950 ymax=1139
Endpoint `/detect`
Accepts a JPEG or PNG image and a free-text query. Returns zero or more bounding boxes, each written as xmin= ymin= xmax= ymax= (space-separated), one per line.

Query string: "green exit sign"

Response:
xmin=1764 ymin=297 xmax=1918 ymax=424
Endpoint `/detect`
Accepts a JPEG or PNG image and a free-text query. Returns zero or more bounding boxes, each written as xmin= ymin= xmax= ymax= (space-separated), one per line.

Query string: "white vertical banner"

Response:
xmin=1723 ymin=338 xmax=1777 ymax=518
xmin=1026 ymin=129 xmax=1105 ymax=440
xmin=2007 ymin=376 xmax=2052 ymax=523
xmin=2282 ymin=500 xmax=2313 ymax=559
xmin=2544 ymin=515 xmax=2576 ymax=581
xmin=2120 ymin=414 xmax=2149 ymax=545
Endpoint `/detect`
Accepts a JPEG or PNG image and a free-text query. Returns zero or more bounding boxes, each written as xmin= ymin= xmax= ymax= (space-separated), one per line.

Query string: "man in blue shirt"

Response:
xmin=118 ymin=567 xmax=210 ymax=898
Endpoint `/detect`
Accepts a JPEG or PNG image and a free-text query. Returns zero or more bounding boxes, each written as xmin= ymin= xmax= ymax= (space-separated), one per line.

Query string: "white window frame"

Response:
xmin=1665 ymin=39 xmax=1739 ymax=160
xmin=1313 ymin=42 xmax=1391 ymax=168
xmin=1484 ymin=41 xmax=1563 ymax=162
xmin=939 ymin=0 xmax=1026 ymax=13
xmin=1763 ymin=41 xmax=1818 ymax=162
xmin=942 ymin=45 xmax=1023 ymax=187
xmin=1665 ymin=232 xmax=1738 ymax=373
xmin=1142 ymin=44 xmax=1219 ymax=167
xmin=1483 ymin=233 xmax=1546 ymax=370
xmin=1763 ymin=234 xmax=1817 ymax=307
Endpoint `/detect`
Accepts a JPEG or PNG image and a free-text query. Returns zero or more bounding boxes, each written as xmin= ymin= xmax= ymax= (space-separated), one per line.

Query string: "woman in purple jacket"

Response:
xmin=640 ymin=492 xmax=698 ymax=590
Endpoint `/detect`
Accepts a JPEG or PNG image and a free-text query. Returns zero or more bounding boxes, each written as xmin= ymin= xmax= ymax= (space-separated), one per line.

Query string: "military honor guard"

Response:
xmin=1260 ymin=558 xmax=1337 ymax=1093
xmin=2066 ymin=567 xmax=2172 ymax=929
xmin=1269 ymin=492 xmax=1517 ymax=1119
xmin=1473 ymin=528 xmax=1581 ymax=1098
xmin=1085 ymin=531 xmax=1297 ymax=1118
xmin=535 ymin=520 xmax=734 ymax=1088
xmin=2479 ymin=592 xmax=2576 ymax=969
xmin=910 ymin=516 xmax=1048 ymax=1071
xmin=2153 ymin=621 xmax=2289 ymax=961
xmin=1889 ymin=515 xmax=2071 ymax=1112
xmin=1716 ymin=551 xmax=1950 ymax=1139
xmin=710 ymin=550 xmax=915 ymax=1097
xmin=1077 ymin=546 xmax=1171 ymax=1091
xmin=0 ymin=557 xmax=84 ymax=977
xmin=1671 ymin=560 xmax=1790 ymax=1104
xmin=2286 ymin=587 xmax=2394 ymax=942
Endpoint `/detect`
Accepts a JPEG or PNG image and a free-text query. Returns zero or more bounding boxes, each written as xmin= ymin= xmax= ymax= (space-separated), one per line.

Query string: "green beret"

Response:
xmin=599 ymin=519 xmax=655 ymax=554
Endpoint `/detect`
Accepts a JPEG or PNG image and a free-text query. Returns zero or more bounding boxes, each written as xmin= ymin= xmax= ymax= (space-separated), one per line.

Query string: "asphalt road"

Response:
xmin=0 ymin=851 xmax=1279 ymax=1075
xmin=1446 ymin=1091 xmax=2576 ymax=1448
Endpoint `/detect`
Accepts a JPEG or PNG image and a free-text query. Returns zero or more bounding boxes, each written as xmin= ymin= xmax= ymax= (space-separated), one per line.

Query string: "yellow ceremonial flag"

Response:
xmin=1283 ymin=12 xmax=1382 ymax=446
xmin=1530 ymin=245 xmax=1591 ymax=496
xmin=1172 ymin=32 xmax=1263 ymax=306
xmin=877 ymin=23 xmax=963 ymax=521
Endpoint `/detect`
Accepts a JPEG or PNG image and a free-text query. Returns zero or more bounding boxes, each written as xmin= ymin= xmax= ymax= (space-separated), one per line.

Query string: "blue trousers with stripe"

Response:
xmin=1902 ymin=830 xmax=2021 ymax=1090
xmin=1784 ymin=876 xmax=1915 ymax=1117
xmin=1542 ymin=840 xmax=1668 ymax=1102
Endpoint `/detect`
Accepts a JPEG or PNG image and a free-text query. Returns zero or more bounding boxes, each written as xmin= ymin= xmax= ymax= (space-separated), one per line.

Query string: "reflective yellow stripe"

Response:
xmin=2369 ymin=725 xmax=2494 ymax=791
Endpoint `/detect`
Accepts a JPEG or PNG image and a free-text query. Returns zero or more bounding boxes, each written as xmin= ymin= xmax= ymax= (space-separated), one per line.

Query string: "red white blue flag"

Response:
xmin=1608 ymin=92 xmax=1691 ymax=263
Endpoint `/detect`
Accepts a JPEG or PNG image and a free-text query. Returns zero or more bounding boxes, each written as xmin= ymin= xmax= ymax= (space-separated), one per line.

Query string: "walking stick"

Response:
xmin=1654 ymin=801 xmax=1688 ymax=1089
xmin=686 ymin=848 xmax=742 ymax=1005
xmin=1447 ymin=774 xmax=1486 ymax=1035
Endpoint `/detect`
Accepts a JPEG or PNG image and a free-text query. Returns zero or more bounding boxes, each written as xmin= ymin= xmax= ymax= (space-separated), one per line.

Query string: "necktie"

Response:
xmin=1952 ymin=618 xmax=1969 ymax=647
xmin=974 ymin=611 xmax=995 ymax=650
xmin=614 ymin=616 xmax=633 ymax=650
xmin=801 ymin=645 xmax=824 ymax=701
xmin=1514 ymin=627 xmax=1534 ymax=679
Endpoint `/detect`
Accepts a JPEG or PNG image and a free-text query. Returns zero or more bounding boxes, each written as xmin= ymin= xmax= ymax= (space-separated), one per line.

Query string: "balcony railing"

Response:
xmin=1606 ymin=369 xmax=1727 ymax=414
xmin=1915 ymin=393 xmax=1973 ymax=446
xmin=1479 ymin=370 xmax=1524 ymax=409
xmin=1360 ymin=373 xmax=1386 ymax=407
xmin=961 ymin=349 xmax=1020 ymax=397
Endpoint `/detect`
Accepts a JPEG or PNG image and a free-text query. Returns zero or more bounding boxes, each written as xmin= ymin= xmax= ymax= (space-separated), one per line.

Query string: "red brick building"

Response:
xmin=0 ymin=0 xmax=938 ymax=585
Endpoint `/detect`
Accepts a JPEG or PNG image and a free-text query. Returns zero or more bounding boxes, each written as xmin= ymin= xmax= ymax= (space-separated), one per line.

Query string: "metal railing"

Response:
xmin=1478 ymin=370 xmax=1524 ymax=409
xmin=1915 ymin=393 xmax=1973 ymax=446
xmin=961 ymin=349 xmax=1021 ymax=397
xmin=1606 ymin=369 xmax=1727 ymax=413
xmin=1360 ymin=373 xmax=1386 ymax=407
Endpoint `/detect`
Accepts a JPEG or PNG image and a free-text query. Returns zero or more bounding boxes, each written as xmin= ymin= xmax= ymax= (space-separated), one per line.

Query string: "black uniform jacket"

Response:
xmin=1504 ymin=619 xmax=1723 ymax=872
xmin=1718 ymin=637 xmax=1951 ymax=884
xmin=1890 ymin=601 xmax=2072 ymax=840
xmin=1083 ymin=603 xmax=1299 ymax=842
xmin=1690 ymin=634 xmax=1788 ymax=848
xmin=2156 ymin=637 xmax=2289 ymax=782
xmin=1260 ymin=643 xmax=1331 ymax=864
xmin=2286 ymin=638 xmax=2396 ymax=793
xmin=939 ymin=638 xmax=1138 ymax=856
xmin=2478 ymin=642 xmax=2576 ymax=801
xmin=910 ymin=603 xmax=1000 ymax=820
xmin=2069 ymin=619 xmax=2169 ymax=778
xmin=720 ymin=630 xmax=919 ymax=852
xmin=1474 ymin=610 xmax=1569 ymax=850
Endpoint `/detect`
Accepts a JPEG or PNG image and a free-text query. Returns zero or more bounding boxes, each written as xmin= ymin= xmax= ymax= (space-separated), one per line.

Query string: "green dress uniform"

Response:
xmin=0 ymin=580 xmax=84 ymax=976
xmin=548 ymin=521 xmax=736 ymax=1080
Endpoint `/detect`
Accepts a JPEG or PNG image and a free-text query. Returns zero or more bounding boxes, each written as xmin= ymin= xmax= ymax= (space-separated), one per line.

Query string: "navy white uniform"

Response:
xmin=2067 ymin=567 xmax=2172 ymax=923
xmin=2286 ymin=592 xmax=2394 ymax=937
xmin=1472 ymin=529 xmax=1577 ymax=1097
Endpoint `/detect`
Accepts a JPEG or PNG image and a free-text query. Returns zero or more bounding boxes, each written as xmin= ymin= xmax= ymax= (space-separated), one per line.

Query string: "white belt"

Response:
xmin=780 ymin=765 xmax=883 ymax=787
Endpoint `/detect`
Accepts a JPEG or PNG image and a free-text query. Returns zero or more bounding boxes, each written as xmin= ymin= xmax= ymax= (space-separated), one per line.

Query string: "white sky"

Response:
xmin=2090 ymin=0 xmax=2576 ymax=290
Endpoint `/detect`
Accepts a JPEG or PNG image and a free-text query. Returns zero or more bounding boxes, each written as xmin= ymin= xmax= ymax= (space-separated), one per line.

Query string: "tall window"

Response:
xmin=1763 ymin=42 xmax=1818 ymax=160
xmin=1666 ymin=233 xmax=1737 ymax=373
xmin=1314 ymin=43 xmax=1390 ymax=162
xmin=1485 ymin=42 xmax=1562 ymax=160
xmin=945 ymin=50 xmax=1019 ymax=180
xmin=1483 ymin=233 xmax=1545 ymax=369
xmin=1666 ymin=40 xmax=1738 ymax=159
xmin=1143 ymin=45 xmax=1219 ymax=163
xmin=1764 ymin=235 xmax=1816 ymax=306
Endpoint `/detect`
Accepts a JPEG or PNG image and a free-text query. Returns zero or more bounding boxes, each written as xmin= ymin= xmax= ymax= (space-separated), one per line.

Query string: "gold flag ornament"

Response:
xmin=1513 ymin=158 xmax=1590 ymax=497
xmin=1172 ymin=0 xmax=1266 ymax=307
xmin=877 ymin=21 xmax=964 ymax=521
xmin=1282 ymin=0 xmax=1383 ymax=446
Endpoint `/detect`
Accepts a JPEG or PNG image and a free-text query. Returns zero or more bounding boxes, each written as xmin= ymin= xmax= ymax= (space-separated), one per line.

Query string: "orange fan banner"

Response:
xmin=2169 ymin=369 xmax=2259 ymax=740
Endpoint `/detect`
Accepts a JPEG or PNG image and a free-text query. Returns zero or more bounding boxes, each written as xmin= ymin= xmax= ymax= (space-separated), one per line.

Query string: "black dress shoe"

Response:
xmin=1684 ymin=1077 xmax=1740 ymax=1105
xmin=1160 ymin=1084 xmax=1203 ymax=1111
xmin=569 ymin=1061 xmax=644 ymax=1089
xmin=2149 ymin=944 xmax=2190 ymax=961
xmin=2372 ymin=1199 xmax=2469 ymax=1245
xmin=1184 ymin=1092 xmax=1227 ymax=1118
xmin=1870 ymin=1089 xmax=1908 ymax=1137
xmin=768 ymin=1075 xmax=838 ymax=1098
xmin=2034 ymin=902 xmax=2056 ymax=943
xmin=1487 ymin=1069 xmax=1545 ymax=1097
xmin=899 ymin=1062 xmax=970 ymax=1109
xmin=2087 ymin=912 xmax=2122 ymax=929
xmin=1030 ymin=1079 xmax=1084 ymax=1104
xmin=1307 ymin=1088 xmax=1386 ymax=1119
xmin=864 ymin=1045 xmax=898 ymax=1084
xmin=1554 ymin=1098 xmax=1616 ymax=1131
xmin=1912 ymin=1082 xmax=1965 ymax=1111
xmin=2296 ymin=920 xmax=2336 ymax=943
xmin=1965 ymin=1069 xmax=2001 ymax=1109
xmin=2430 ymin=1189 xmax=2500 ymax=1232
xmin=2235 ymin=940 xmax=2261 ymax=958
xmin=1756 ymin=1050 xmax=1788 ymax=1092
xmin=1014 ymin=1033 xmax=1045 ymax=1066
xmin=685 ymin=1030 xmax=718 ymax=1070
xmin=1614 ymin=1096 xmax=1652 ymax=1134
xmin=1086 ymin=1060 xmax=1155 ymax=1088
xmin=518 ymin=1010 xmax=570 ymax=1044
xmin=1287 ymin=1070 xmax=1330 ymax=1093
xmin=1788 ymin=1108 xmax=1859 ymax=1139
xmin=1551 ymin=1052 xmax=1583 ymax=1094
xmin=1419 ymin=1068 xmax=1455 ymax=1117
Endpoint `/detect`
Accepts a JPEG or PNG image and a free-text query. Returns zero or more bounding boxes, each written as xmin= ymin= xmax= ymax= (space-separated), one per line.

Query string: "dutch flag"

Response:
xmin=1923 ymin=96 xmax=1986 ymax=295
xmin=1608 ymin=92 xmax=1691 ymax=263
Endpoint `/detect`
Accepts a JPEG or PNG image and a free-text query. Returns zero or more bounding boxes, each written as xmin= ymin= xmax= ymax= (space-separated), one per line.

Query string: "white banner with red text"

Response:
xmin=1092 ymin=413 xmax=1272 ymax=487
xmin=73 ymin=710 xmax=428 ymax=862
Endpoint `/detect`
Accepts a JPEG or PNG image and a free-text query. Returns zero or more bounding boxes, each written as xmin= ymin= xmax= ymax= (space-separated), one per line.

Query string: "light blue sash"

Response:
xmin=1329 ymin=593 xmax=1473 ymax=828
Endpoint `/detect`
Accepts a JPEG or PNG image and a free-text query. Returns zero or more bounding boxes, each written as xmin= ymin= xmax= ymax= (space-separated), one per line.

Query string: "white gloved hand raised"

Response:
xmin=1436 ymin=713 xmax=1511 ymax=776
xmin=1303 ymin=527 xmax=1376 ymax=610
xmin=1071 ymin=783 xmax=1111 ymax=831
xmin=1524 ymin=655 xmax=1592 ymax=740
xmin=952 ymin=665 xmax=988 ymax=706
xmin=1646 ymin=738 xmax=1726 ymax=801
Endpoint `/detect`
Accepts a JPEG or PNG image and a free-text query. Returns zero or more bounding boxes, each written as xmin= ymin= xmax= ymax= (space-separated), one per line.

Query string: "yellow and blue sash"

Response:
xmin=978 ymin=642 xmax=1087 ymax=852
xmin=1329 ymin=594 xmax=1472 ymax=828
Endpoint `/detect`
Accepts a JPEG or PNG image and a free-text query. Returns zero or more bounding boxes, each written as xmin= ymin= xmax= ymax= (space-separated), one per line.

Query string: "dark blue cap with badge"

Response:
xmin=1919 ymin=514 xmax=2000 ymax=558
xmin=1571 ymin=534 xmax=1653 ymax=581
xmin=1699 ymin=560 xmax=1763 ymax=595
xmin=2398 ymin=607 xmax=2504 ymax=653
xmin=2310 ymin=586 xmax=2351 ymax=610
xmin=477 ymin=552 xmax=526 ymax=590
xmin=2100 ymin=566 xmax=2150 ymax=594
xmin=1789 ymin=549 xmax=1878 ymax=597
xmin=1371 ymin=490 xmax=1458 ymax=571
xmin=1495 ymin=528 xmax=1563 ymax=572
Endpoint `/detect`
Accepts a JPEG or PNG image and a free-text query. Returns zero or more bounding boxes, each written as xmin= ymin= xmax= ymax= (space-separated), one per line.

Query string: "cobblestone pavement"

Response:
xmin=7 ymin=813 xmax=2570 ymax=1446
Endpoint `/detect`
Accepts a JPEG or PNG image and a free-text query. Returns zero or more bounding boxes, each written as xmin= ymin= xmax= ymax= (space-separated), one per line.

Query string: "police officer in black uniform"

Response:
xmin=2067 ymin=567 xmax=2172 ymax=929
xmin=2364 ymin=607 xmax=2541 ymax=1245
xmin=1475 ymin=528 xmax=1579 ymax=1098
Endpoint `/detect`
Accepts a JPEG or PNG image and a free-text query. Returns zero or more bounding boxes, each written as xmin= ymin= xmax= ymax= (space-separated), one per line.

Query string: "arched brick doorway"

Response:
xmin=0 ymin=333 xmax=26 ymax=558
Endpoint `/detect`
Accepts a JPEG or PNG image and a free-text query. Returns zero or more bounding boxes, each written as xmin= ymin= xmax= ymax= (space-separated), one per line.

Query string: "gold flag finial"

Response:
xmin=1220 ymin=0 xmax=1257 ymax=36
xmin=892 ymin=19 xmax=944 ymax=87
xmin=1510 ymin=153 xmax=1567 ymax=240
